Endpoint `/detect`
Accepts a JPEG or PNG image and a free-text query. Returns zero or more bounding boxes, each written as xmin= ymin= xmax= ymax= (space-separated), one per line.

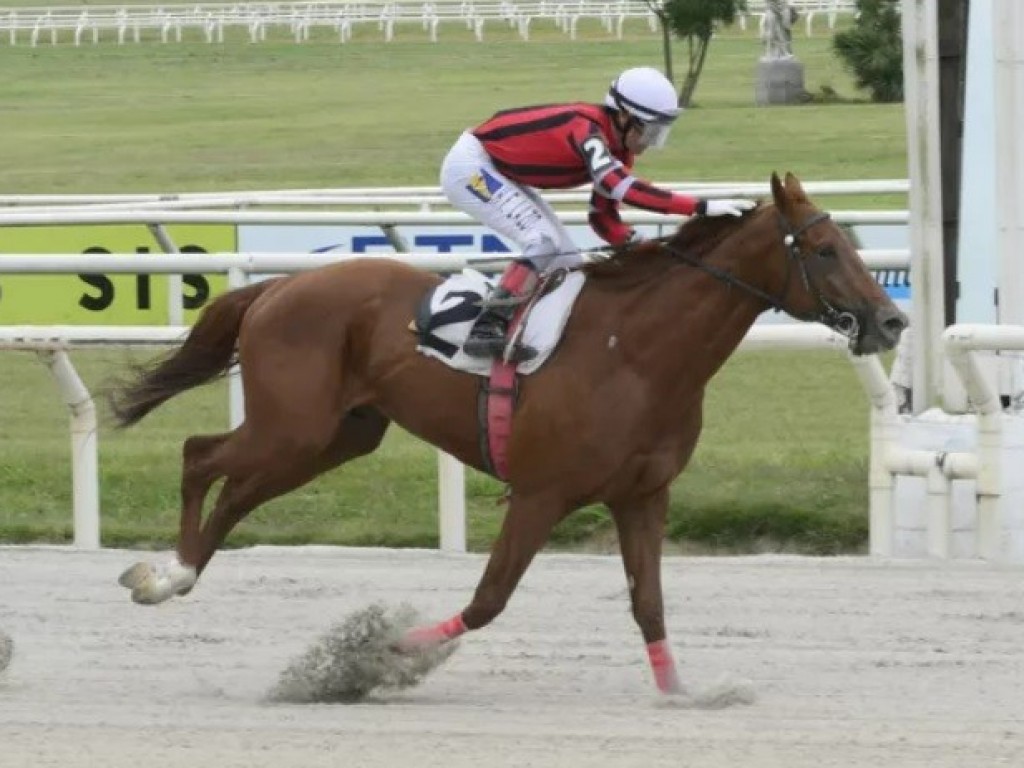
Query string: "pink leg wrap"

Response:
xmin=400 ymin=613 xmax=468 ymax=650
xmin=646 ymin=639 xmax=682 ymax=694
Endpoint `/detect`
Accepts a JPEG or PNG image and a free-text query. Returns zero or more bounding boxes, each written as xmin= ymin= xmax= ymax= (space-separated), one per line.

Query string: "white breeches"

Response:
xmin=440 ymin=131 xmax=582 ymax=272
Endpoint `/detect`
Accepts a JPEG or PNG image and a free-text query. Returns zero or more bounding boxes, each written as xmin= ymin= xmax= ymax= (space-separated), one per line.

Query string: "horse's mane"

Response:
xmin=584 ymin=203 xmax=766 ymax=284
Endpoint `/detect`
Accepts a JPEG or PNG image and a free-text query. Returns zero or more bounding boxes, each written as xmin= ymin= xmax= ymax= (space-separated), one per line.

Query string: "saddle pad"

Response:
xmin=415 ymin=268 xmax=586 ymax=376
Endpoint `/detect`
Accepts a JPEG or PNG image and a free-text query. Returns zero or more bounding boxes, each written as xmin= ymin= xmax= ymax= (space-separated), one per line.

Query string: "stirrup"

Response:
xmin=463 ymin=332 xmax=506 ymax=359
xmin=501 ymin=340 xmax=537 ymax=364
xmin=480 ymin=293 xmax=529 ymax=310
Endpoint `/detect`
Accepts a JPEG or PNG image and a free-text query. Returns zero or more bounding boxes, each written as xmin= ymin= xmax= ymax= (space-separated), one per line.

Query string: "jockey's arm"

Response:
xmin=588 ymin=191 xmax=634 ymax=246
xmin=593 ymin=164 xmax=701 ymax=218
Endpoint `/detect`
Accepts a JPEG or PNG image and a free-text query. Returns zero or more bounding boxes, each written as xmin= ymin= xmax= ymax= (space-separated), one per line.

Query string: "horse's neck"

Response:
xmin=657 ymin=271 xmax=766 ymax=386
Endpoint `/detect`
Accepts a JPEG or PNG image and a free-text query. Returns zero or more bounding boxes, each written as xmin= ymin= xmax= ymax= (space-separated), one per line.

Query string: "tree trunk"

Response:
xmin=678 ymin=33 xmax=711 ymax=107
xmin=659 ymin=14 xmax=674 ymax=84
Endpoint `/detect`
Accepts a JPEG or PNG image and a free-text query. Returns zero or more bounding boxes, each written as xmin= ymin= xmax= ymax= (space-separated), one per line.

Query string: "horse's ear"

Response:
xmin=770 ymin=172 xmax=787 ymax=210
xmin=784 ymin=172 xmax=808 ymax=202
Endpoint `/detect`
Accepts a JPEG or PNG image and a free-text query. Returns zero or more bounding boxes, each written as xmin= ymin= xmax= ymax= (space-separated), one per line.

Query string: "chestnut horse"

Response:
xmin=111 ymin=173 xmax=906 ymax=694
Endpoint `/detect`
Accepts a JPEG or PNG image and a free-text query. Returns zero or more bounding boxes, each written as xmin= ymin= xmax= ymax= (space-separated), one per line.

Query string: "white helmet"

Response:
xmin=604 ymin=67 xmax=682 ymax=149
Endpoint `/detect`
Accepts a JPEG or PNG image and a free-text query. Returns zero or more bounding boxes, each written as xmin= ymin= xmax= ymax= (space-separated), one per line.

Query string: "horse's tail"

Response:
xmin=107 ymin=278 xmax=280 ymax=428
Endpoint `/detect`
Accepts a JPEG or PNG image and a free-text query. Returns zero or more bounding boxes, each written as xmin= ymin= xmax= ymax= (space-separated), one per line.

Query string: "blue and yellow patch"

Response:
xmin=466 ymin=168 xmax=503 ymax=202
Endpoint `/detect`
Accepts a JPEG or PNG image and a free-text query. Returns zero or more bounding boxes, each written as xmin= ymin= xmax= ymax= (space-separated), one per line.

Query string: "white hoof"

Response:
xmin=118 ymin=559 xmax=197 ymax=605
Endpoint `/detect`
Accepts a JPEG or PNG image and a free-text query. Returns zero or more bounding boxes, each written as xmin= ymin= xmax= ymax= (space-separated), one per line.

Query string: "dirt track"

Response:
xmin=1 ymin=545 xmax=1023 ymax=767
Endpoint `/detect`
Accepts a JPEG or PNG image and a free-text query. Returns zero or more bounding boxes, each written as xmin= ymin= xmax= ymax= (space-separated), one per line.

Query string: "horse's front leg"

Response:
xmin=399 ymin=490 xmax=567 ymax=649
xmin=609 ymin=485 xmax=682 ymax=694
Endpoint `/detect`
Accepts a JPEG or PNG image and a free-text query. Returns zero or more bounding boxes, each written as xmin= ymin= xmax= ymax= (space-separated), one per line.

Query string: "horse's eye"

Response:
xmin=819 ymin=245 xmax=838 ymax=259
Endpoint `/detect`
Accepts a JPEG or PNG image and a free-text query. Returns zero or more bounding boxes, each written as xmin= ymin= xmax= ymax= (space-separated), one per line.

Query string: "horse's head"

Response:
xmin=757 ymin=171 xmax=907 ymax=355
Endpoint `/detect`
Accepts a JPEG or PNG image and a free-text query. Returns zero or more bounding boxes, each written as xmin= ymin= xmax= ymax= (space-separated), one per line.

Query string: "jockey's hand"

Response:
xmin=699 ymin=198 xmax=757 ymax=217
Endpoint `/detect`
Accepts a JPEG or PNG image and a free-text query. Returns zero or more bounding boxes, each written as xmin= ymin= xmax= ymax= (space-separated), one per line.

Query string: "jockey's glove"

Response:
xmin=696 ymin=198 xmax=757 ymax=217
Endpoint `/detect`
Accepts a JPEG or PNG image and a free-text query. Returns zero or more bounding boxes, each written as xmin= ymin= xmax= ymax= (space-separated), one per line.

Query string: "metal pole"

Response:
xmin=39 ymin=349 xmax=100 ymax=549
xmin=902 ymin=0 xmax=947 ymax=412
xmin=146 ymin=223 xmax=184 ymax=326
xmin=227 ymin=267 xmax=247 ymax=429
xmin=438 ymin=452 xmax=466 ymax=552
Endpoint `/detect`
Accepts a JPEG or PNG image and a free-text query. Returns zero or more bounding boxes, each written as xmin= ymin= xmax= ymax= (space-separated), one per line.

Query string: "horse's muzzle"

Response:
xmin=853 ymin=305 xmax=908 ymax=355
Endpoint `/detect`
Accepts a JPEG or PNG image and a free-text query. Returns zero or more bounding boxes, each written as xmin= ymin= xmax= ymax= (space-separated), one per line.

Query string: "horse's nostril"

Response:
xmin=884 ymin=317 xmax=906 ymax=334
xmin=878 ymin=308 xmax=909 ymax=338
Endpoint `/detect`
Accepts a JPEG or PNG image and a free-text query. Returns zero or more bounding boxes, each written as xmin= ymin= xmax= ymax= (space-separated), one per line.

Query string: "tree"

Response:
xmin=833 ymin=0 xmax=904 ymax=102
xmin=650 ymin=0 xmax=747 ymax=108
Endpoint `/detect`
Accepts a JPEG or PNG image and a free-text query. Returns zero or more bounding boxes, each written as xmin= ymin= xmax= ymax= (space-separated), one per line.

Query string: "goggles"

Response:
xmin=636 ymin=120 xmax=674 ymax=149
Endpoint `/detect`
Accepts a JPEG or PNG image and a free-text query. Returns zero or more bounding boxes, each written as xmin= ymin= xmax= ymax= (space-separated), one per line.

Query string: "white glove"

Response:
xmin=701 ymin=198 xmax=756 ymax=217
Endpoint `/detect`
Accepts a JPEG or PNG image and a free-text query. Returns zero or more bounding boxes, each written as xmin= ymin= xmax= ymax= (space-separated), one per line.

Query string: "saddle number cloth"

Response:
xmin=415 ymin=268 xmax=586 ymax=376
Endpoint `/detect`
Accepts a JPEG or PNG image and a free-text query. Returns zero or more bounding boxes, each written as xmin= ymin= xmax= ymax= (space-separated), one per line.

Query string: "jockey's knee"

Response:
xmin=520 ymin=231 xmax=561 ymax=272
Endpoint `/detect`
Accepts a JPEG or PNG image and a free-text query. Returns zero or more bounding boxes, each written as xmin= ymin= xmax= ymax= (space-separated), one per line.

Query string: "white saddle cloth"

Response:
xmin=415 ymin=268 xmax=586 ymax=376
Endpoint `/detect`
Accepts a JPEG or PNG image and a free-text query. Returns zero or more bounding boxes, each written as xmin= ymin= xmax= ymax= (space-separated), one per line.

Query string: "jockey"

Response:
xmin=439 ymin=66 xmax=756 ymax=363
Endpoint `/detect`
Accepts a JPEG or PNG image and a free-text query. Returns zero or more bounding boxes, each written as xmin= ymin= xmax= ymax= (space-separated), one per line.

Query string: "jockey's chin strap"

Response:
xmin=655 ymin=210 xmax=860 ymax=340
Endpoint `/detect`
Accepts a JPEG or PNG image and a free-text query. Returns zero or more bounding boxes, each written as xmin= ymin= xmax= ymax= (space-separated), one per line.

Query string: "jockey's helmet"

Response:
xmin=605 ymin=67 xmax=681 ymax=149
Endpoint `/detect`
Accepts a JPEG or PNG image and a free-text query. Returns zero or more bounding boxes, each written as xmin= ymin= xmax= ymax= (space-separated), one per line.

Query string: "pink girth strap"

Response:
xmin=486 ymin=360 xmax=517 ymax=481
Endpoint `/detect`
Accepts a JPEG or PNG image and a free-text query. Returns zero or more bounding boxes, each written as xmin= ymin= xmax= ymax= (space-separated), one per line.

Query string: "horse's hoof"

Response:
xmin=130 ymin=585 xmax=164 ymax=605
xmin=118 ymin=562 xmax=153 ymax=590
xmin=118 ymin=560 xmax=196 ymax=605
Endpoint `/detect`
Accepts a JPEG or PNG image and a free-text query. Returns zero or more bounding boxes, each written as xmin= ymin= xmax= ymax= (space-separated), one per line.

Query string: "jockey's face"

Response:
xmin=625 ymin=122 xmax=650 ymax=155
xmin=616 ymin=111 xmax=671 ymax=155
xmin=614 ymin=111 xmax=648 ymax=155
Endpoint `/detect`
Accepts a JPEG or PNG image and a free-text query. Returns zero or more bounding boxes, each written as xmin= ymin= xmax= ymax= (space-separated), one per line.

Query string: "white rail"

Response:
xmin=0 ymin=249 xmax=911 ymax=273
xmin=0 ymin=179 xmax=909 ymax=208
xmin=0 ymin=322 xmax=872 ymax=552
xmin=0 ymin=180 xmax=909 ymax=553
xmin=0 ymin=209 xmax=911 ymax=227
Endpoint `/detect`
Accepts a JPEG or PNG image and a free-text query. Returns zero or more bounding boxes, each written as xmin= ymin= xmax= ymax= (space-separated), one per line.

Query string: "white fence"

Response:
xmin=0 ymin=179 xmax=920 ymax=555
xmin=0 ymin=318 xmax=865 ymax=552
xmin=0 ymin=0 xmax=859 ymax=46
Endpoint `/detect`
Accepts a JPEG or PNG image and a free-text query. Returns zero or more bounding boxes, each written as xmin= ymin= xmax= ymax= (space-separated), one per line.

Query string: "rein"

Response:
xmin=655 ymin=210 xmax=859 ymax=339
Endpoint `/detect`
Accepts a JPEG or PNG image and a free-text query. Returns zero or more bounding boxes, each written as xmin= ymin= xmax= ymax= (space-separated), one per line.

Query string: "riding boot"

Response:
xmin=463 ymin=261 xmax=540 ymax=362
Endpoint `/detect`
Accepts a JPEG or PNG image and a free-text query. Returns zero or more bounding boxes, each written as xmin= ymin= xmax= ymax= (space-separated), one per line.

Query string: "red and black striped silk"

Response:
xmin=588 ymin=191 xmax=632 ymax=246
xmin=472 ymin=103 xmax=624 ymax=189
xmin=472 ymin=102 xmax=699 ymax=243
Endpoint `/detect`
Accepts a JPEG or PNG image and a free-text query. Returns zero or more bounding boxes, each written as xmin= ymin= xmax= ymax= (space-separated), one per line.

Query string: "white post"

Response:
xmin=994 ymin=0 xmax=1024 ymax=328
xmin=901 ymin=0 xmax=946 ymax=412
xmin=146 ymin=223 xmax=185 ymax=326
xmin=227 ymin=267 xmax=247 ymax=429
xmin=925 ymin=463 xmax=951 ymax=558
xmin=39 ymin=349 xmax=100 ymax=549
xmin=437 ymin=451 xmax=466 ymax=552
xmin=847 ymin=354 xmax=900 ymax=556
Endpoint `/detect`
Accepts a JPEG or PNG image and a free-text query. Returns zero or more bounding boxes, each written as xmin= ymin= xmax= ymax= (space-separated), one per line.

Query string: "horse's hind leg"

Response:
xmin=399 ymin=491 xmax=568 ymax=649
xmin=191 ymin=406 xmax=391 ymax=574
xmin=120 ymin=406 xmax=390 ymax=605
xmin=118 ymin=432 xmax=229 ymax=598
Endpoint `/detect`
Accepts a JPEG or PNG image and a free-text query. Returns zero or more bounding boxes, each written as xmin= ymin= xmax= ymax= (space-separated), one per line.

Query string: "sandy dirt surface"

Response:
xmin=1 ymin=545 xmax=1023 ymax=768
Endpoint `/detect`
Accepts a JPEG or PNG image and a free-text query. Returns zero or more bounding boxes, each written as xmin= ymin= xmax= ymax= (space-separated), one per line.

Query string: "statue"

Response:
xmin=762 ymin=0 xmax=797 ymax=61
xmin=754 ymin=0 xmax=805 ymax=105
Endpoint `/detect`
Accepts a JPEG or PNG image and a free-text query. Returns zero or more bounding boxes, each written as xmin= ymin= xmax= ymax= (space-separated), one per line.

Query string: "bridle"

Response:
xmin=657 ymin=208 xmax=860 ymax=340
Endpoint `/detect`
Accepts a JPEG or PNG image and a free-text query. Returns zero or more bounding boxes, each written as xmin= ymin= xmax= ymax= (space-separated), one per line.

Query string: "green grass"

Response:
xmin=0 ymin=23 xmax=905 ymax=199
xmin=1 ymin=346 xmax=874 ymax=555
xmin=0 ymin=21 xmax=905 ymax=553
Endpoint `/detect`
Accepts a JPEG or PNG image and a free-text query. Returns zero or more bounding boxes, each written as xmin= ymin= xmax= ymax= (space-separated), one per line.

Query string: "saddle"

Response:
xmin=410 ymin=268 xmax=586 ymax=479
